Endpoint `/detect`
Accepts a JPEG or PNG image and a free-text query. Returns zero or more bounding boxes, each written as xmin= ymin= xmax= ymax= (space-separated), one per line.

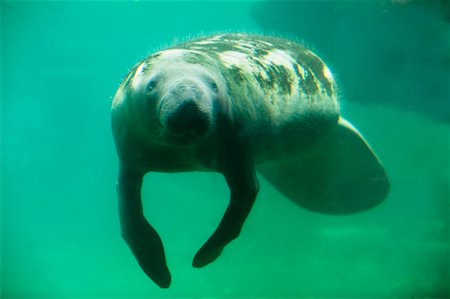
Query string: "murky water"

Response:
xmin=2 ymin=1 xmax=449 ymax=298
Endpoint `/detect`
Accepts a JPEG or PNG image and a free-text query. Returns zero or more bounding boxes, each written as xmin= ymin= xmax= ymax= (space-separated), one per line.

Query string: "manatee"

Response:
xmin=111 ymin=33 xmax=389 ymax=288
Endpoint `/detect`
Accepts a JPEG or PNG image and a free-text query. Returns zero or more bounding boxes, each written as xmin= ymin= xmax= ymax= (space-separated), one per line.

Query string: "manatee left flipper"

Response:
xmin=193 ymin=157 xmax=259 ymax=268
xmin=117 ymin=167 xmax=171 ymax=288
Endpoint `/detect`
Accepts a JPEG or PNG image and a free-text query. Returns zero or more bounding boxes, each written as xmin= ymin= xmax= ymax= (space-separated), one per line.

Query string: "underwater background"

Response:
xmin=1 ymin=0 xmax=449 ymax=298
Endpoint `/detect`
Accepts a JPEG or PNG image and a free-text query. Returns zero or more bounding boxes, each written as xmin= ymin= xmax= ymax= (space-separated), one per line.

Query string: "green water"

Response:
xmin=1 ymin=1 xmax=449 ymax=298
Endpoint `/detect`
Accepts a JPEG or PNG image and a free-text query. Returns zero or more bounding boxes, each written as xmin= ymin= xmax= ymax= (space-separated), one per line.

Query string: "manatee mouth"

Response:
xmin=165 ymin=101 xmax=210 ymax=139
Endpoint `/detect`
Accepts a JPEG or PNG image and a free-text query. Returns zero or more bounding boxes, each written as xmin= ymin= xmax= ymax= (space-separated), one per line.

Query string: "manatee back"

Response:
xmin=177 ymin=34 xmax=339 ymax=124
xmin=176 ymin=34 xmax=341 ymax=158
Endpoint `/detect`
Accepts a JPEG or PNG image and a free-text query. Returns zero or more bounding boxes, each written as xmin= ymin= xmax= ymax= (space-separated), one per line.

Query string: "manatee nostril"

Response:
xmin=174 ymin=84 xmax=202 ymax=99
xmin=166 ymin=101 xmax=209 ymax=137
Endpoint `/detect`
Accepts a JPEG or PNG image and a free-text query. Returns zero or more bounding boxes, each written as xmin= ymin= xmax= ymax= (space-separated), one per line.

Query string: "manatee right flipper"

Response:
xmin=117 ymin=167 xmax=171 ymax=288
xmin=258 ymin=117 xmax=390 ymax=215
xmin=193 ymin=154 xmax=259 ymax=268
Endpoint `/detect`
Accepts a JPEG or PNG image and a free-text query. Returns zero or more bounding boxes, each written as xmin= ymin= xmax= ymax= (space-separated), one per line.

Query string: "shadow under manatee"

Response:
xmin=251 ymin=0 xmax=450 ymax=123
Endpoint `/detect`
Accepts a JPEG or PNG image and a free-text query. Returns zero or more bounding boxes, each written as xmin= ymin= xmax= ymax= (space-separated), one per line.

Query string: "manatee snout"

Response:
xmin=160 ymin=83 xmax=213 ymax=140
xmin=166 ymin=100 xmax=210 ymax=137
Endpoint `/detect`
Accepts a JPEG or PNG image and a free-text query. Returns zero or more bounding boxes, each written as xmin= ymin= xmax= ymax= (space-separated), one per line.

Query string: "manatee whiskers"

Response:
xmin=164 ymin=101 xmax=210 ymax=137
xmin=111 ymin=33 xmax=389 ymax=288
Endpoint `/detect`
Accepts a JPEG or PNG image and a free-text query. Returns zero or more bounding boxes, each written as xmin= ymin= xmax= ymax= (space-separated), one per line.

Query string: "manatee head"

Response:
xmin=128 ymin=50 xmax=227 ymax=146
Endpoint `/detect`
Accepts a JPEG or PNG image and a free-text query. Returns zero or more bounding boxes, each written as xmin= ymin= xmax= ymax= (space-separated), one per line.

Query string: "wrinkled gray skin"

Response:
xmin=111 ymin=33 xmax=389 ymax=288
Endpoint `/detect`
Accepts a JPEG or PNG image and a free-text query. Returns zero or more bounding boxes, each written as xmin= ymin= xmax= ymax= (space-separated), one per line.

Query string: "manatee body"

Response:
xmin=111 ymin=33 xmax=389 ymax=288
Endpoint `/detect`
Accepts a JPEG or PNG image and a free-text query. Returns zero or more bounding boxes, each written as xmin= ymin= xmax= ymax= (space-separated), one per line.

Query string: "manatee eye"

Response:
xmin=146 ymin=80 xmax=157 ymax=93
xmin=210 ymin=81 xmax=219 ymax=93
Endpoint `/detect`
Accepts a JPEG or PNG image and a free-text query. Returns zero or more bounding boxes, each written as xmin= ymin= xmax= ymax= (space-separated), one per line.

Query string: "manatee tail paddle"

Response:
xmin=258 ymin=117 xmax=390 ymax=215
